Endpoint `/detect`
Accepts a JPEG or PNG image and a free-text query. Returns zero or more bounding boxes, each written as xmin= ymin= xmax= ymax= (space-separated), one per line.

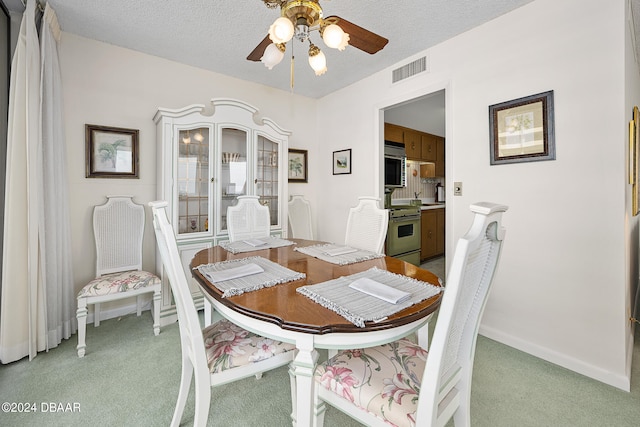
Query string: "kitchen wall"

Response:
xmin=314 ymin=0 xmax=637 ymax=390
xmin=390 ymin=161 xmax=443 ymax=202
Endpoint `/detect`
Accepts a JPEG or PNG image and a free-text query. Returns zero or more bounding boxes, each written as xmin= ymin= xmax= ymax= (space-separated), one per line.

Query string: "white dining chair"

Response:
xmin=226 ymin=195 xmax=271 ymax=242
xmin=313 ymin=202 xmax=508 ymax=427
xmin=149 ymin=201 xmax=296 ymax=427
xmin=344 ymin=196 xmax=389 ymax=253
xmin=288 ymin=194 xmax=314 ymax=239
xmin=76 ymin=196 xmax=161 ymax=357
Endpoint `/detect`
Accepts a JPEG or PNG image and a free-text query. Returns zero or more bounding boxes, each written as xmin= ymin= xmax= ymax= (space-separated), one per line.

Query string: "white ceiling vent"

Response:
xmin=392 ymin=56 xmax=427 ymax=83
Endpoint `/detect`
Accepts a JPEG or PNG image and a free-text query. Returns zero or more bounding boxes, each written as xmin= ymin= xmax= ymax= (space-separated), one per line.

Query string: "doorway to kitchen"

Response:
xmin=382 ymin=89 xmax=446 ymax=282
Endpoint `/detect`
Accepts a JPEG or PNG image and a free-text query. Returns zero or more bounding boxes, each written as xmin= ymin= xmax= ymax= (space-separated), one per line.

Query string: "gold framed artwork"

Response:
xmin=489 ymin=90 xmax=555 ymax=165
xmin=85 ymin=124 xmax=139 ymax=178
xmin=631 ymin=106 xmax=640 ymax=215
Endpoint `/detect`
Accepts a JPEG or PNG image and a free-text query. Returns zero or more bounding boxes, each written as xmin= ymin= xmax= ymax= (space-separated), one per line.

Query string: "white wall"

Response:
xmin=315 ymin=0 xmax=635 ymax=390
xmin=59 ymin=34 xmax=318 ymax=308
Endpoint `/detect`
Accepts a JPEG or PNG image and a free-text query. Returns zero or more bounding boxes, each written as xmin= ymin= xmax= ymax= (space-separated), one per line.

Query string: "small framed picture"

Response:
xmin=332 ymin=149 xmax=351 ymax=175
xmin=85 ymin=124 xmax=139 ymax=178
xmin=288 ymin=149 xmax=308 ymax=183
xmin=489 ymin=90 xmax=555 ymax=165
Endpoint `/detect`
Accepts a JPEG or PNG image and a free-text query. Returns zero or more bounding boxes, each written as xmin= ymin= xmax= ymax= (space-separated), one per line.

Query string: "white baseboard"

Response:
xmin=478 ymin=324 xmax=631 ymax=392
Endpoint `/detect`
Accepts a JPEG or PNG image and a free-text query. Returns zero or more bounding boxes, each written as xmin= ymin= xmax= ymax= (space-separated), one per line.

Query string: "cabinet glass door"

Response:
xmin=177 ymin=127 xmax=210 ymax=235
xmin=256 ymin=135 xmax=279 ymax=226
xmin=219 ymin=127 xmax=248 ymax=232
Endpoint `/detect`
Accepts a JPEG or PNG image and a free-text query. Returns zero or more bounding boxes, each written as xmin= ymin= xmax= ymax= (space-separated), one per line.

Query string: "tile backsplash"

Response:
xmin=391 ymin=160 xmax=444 ymax=201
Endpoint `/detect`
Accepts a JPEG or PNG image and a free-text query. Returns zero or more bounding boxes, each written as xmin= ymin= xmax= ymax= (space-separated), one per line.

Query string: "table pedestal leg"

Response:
xmin=289 ymin=336 xmax=318 ymax=427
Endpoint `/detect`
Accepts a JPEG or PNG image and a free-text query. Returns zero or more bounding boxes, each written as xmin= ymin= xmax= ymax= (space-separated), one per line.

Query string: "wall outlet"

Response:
xmin=454 ymin=182 xmax=462 ymax=196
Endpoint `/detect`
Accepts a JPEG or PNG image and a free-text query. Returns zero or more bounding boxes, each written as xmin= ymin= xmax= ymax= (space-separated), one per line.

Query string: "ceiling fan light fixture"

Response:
xmin=308 ymin=43 xmax=327 ymax=76
xmin=322 ymin=23 xmax=349 ymax=51
xmin=269 ymin=16 xmax=295 ymax=43
xmin=261 ymin=43 xmax=286 ymax=69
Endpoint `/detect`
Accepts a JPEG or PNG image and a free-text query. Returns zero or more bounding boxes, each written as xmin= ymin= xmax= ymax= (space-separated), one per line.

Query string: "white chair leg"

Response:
xmin=288 ymin=363 xmax=297 ymax=427
xmin=170 ymin=355 xmax=194 ymax=427
xmin=153 ymin=287 xmax=161 ymax=336
xmin=312 ymin=383 xmax=327 ymax=427
xmin=94 ymin=302 xmax=101 ymax=327
xmin=192 ymin=361 xmax=212 ymax=427
xmin=76 ymin=299 xmax=88 ymax=358
xmin=136 ymin=295 xmax=142 ymax=316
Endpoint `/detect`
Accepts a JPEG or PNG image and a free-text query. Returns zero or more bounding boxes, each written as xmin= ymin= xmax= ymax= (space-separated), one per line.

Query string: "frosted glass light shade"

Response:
xmin=261 ymin=43 xmax=285 ymax=69
xmin=269 ymin=17 xmax=294 ymax=43
xmin=308 ymin=50 xmax=327 ymax=76
xmin=322 ymin=24 xmax=349 ymax=51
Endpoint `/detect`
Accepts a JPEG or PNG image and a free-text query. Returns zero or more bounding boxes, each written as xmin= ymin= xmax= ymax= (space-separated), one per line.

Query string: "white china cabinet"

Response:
xmin=153 ymin=99 xmax=291 ymax=325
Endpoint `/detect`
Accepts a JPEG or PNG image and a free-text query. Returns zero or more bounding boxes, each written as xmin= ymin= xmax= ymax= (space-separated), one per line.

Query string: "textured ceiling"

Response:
xmin=4 ymin=0 xmax=538 ymax=99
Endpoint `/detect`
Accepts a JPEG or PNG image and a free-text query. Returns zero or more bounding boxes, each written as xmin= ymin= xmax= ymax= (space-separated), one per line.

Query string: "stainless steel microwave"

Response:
xmin=384 ymin=141 xmax=407 ymax=188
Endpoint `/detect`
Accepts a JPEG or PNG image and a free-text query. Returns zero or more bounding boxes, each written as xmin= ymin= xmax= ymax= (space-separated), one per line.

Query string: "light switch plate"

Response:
xmin=454 ymin=182 xmax=462 ymax=196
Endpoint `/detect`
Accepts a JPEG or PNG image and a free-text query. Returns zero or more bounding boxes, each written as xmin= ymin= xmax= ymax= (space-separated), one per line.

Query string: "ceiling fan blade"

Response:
xmin=247 ymin=34 xmax=272 ymax=61
xmin=325 ymin=15 xmax=388 ymax=54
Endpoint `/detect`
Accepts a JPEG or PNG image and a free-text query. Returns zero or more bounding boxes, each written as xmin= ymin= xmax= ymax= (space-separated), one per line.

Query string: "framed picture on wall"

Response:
xmin=332 ymin=149 xmax=351 ymax=175
xmin=489 ymin=90 xmax=555 ymax=165
xmin=85 ymin=124 xmax=139 ymax=178
xmin=288 ymin=149 xmax=308 ymax=182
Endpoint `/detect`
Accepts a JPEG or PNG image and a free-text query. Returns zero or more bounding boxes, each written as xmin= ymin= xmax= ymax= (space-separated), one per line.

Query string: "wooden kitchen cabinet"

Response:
xmin=421 ymin=134 xmax=437 ymax=162
xmin=436 ymin=208 xmax=445 ymax=255
xmin=384 ymin=123 xmax=445 ymax=176
xmin=384 ymin=122 xmax=404 ymax=143
xmin=421 ymin=208 xmax=445 ymax=261
xmin=403 ymin=129 xmax=421 ymax=160
xmin=435 ymin=137 xmax=445 ymax=177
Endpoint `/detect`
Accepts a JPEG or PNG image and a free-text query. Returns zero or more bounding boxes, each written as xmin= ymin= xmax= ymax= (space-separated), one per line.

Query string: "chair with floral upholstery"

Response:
xmin=149 ymin=201 xmax=296 ymax=427
xmin=344 ymin=196 xmax=389 ymax=253
xmin=76 ymin=196 xmax=161 ymax=357
xmin=313 ymin=202 xmax=508 ymax=427
xmin=226 ymin=195 xmax=271 ymax=242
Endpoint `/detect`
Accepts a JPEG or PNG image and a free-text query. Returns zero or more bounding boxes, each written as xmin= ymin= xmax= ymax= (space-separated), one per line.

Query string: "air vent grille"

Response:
xmin=392 ymin=57 xmax=427 ymax=83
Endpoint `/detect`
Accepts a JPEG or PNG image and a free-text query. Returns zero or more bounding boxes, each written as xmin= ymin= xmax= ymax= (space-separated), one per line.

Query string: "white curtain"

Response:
xmin=0 ymin=1 xmax=74 ymax=363
xmin=40 ymin=3 xmax=75 ymax=349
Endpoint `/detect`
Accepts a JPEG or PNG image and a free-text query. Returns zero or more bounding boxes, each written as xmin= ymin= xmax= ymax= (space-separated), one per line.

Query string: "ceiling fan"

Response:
xmin=247 ymin=0 xmax=388 ymax=83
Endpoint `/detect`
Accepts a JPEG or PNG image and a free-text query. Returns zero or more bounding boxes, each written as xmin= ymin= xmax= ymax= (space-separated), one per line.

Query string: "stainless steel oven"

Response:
xmin=386 ymin=205 xmax=421 ymax=266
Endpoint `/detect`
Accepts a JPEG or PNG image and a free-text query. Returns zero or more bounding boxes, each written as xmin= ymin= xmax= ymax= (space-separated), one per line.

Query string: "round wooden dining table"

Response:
xmin=190 ymin=239 xmax=442 ymax=427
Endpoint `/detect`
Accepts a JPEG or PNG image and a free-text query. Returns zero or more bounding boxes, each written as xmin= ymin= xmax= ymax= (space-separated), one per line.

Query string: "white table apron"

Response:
xmin=203 ymin=292 xmax=433 ymax=427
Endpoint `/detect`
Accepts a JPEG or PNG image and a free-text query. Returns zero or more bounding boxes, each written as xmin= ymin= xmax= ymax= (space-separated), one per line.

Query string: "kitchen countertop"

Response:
xmin=391 ymin=198 xmax=445 ymax=211
xmin=420 ymin=204 xmax=445 ymax=211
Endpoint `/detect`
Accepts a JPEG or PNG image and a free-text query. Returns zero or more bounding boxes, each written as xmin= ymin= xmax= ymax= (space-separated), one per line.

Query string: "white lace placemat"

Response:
xmin=296 ymin=267 xmax=441 ymax=327
xmin=219 ymin=237 xmax=296 ymax=254
xmin=294 ymin=243 xmax=384 ymax=265
xmin=195 ymin=256 xmax=305 ymax=297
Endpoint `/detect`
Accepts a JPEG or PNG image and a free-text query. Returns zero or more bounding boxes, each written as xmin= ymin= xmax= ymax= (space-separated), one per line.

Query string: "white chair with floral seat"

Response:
xmin=149 ymin=201 xmax=296 ymax=427
xmin=226 ymin=195 xmax=271 ymax=242
xmin=313 ymin=202 xmax=508 ymax=427
xmin=344 ymin=196 xmax=389 ymax=253
xmin=76 ymin=196 xmax=161 ymax=357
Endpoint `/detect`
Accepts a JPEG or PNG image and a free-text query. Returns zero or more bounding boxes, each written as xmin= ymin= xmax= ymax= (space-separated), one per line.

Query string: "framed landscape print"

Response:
xmin=332 ymin=149 xmax=351 ymax=175
xmin=489 ymin=90 xmax=555 ymax=165
xmin=288 ymin=148 xmax=308 ymax=183
xmin=86 ymin=124 xmax=139 ymax=178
